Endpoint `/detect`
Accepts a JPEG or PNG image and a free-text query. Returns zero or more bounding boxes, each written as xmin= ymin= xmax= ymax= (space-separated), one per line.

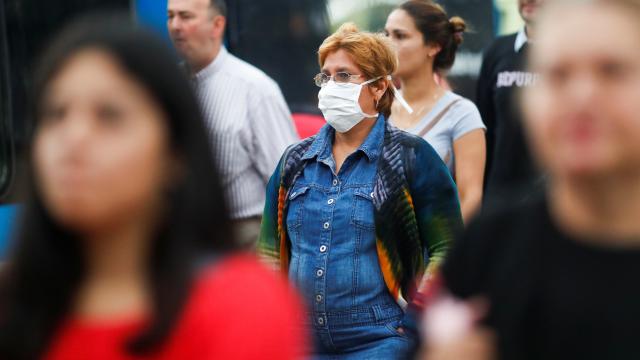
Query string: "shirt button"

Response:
xmin=327 ymin=199 xmax=334 ymax=205
xmin=323 ymin=222 xmax=330 ymax=229
xmin=316 ymin=269 xmax=324 ymax=277
xmin=332 ymin=179 xmax=338 ymax=186
xmin=370 ymin=192 xmax=374 ymax=198
xmin=319 ymin=245 xmax=327 ymax=253
xmin=318 ymin=317 xmax=325 ymax=325
xmin=316 ymin=294 xmax=323 ymax=302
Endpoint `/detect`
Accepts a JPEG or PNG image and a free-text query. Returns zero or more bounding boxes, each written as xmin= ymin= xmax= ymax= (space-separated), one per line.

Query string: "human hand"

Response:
xmin=419 ymin=295 xmax=496 ymax=360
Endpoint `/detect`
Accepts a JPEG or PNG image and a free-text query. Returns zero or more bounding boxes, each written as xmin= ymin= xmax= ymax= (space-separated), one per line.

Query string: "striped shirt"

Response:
xmin=193 ymin=47 xmax=299 ymax=219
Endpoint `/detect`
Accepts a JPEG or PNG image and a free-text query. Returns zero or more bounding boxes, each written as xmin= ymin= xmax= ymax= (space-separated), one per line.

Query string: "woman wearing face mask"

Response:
xmin=385 ymin=1 xmax=486 ymax=223
xmin=259 ymin=23 xmax=462 ymax=359
xmin=0 ymin=15 xmax=306 ymax=360
xmin=424 ymin=0 xmax=640 ymax=359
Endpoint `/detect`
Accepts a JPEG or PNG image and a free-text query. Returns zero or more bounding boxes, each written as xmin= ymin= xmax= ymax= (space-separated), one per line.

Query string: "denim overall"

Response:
xmin=286 ymin=117 xmax=413 ymax=359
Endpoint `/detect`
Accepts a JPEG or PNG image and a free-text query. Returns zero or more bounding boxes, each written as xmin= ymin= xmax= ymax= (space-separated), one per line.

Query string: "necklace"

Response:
xmin=408 ymin=103 xmax=431 ymax=118
xmin=393 ymin=87 xmax=445 ymax=130
xmin=405 ymin=91 xmax=443 ymax=121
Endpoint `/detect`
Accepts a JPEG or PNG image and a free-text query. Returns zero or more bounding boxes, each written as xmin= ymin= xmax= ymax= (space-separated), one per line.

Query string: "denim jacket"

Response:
xmin=259 ymin=116 xmax=462 ymax=311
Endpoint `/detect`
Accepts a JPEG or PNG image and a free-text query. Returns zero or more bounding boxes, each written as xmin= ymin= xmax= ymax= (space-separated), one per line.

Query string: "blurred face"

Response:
xmin=167 ymin=0 xmax=224 ymax=70
xmin=519 ymin=0 xmax=544 ymax=25
xmin=35 ymin=50 xmax=174 ymax=234
xmin=524 ymin=4 xmax=640 ymax=180
xmin=385 ymin=9 xmax=440 ymax=79
xmin=321 ymin=49 xmax=383 ymax=116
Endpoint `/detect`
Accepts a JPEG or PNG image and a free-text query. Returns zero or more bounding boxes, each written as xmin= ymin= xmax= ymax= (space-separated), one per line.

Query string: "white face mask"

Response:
xmin=318 ymin=77 xmax=382 ymax=133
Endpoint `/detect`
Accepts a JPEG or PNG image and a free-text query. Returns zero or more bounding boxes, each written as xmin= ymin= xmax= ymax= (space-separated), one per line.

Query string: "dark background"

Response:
xmin=1 ymin=0 xmax=497 ymax=201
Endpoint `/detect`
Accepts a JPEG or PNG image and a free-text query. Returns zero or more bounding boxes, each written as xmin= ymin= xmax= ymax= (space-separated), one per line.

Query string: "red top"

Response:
xmin=44 ymin=255 xmax=307 ymax=360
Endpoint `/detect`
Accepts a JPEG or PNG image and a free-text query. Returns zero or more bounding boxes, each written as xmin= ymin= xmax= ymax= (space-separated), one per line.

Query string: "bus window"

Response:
xmin=0 ymin=0 xmax=131 ymax=256
xmin=225 ymin=0 xmax=330 ymax=114
xmin=0 ymin=0 xmax=14 ymax=199
xmin=1 ymin=0 xmax=131 ymax=202
xmin=227 ymin=0 xmax=493 ymax=112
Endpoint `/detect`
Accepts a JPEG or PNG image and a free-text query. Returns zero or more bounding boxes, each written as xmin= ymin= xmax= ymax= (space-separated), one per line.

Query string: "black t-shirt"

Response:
xmin=476 ymin=33 xmax=540 ymax=201
xmin=443 ymin=196 xmax=640 ymax=359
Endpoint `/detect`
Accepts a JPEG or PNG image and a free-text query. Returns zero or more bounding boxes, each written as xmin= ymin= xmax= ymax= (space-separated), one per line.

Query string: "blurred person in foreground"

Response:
xmin=167 ymin=0 xmax=299 ymax=248
xmin=0 ymin=14 xmax=306 ymax=360
xmin=259 ymin=22 xmax=462 ymax=359
xmin=422 ymin=0 xmax=640 ymax=359
xmin=385 ymin=0 xmax=486 ymax=223
xmin=476 ymin=0 xmax=545 ymax=207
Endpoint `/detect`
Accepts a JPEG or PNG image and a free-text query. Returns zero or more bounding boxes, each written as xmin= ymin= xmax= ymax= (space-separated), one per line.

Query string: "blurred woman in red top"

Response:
xmin=0 ymin=14 xmax=306 ymax=360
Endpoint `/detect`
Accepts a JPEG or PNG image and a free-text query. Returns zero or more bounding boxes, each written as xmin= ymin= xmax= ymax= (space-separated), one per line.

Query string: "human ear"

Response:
xmin=427 ymin=43 xmax=442 ymax=58
xmin=212 ymin=15 xmax=226 ymax=39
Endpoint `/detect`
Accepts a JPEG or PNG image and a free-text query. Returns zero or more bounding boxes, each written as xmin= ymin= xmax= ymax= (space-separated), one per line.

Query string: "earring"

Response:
xmin=374 ymin=98 xmax=379 ymax=109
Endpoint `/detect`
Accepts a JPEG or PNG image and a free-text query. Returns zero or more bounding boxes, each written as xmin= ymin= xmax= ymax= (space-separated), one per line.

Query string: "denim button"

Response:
xmin=323 ymin=222 xmax=330 ymax=229
xmin=332 ymin=179 xmax=338 ymax=186
xmin=327 ymin=199 xmax=334 ymax=205
xmin=316 ymin=269 xmax=324 ymax=277
xmin=318 ymin=317 xmax=325 ymax=325
xmin=319 ymin=245 xmax=327 ymax=253
xmin=316 ymin=294 xmax=323 ymax=302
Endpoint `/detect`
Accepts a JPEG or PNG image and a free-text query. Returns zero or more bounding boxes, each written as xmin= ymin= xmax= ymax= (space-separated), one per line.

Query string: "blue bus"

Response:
xmin=0 ymin=0 xmax=498 ymax=256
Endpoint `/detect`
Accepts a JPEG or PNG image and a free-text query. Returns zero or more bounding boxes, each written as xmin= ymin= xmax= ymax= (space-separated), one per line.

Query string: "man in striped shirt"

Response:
xmin=167 ymin=0 xmax=299 ymax=247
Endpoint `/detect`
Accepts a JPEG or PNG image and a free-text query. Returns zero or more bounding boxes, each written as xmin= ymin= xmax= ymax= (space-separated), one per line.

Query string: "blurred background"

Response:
xmin=0 ymin=0 xmax=522 ymax=255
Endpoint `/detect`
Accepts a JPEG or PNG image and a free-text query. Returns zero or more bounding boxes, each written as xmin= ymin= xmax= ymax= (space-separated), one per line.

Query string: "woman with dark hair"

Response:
xmin=0 ymin=14 xmax=305 ymax=360
xmin=385 ymin=0 xmax=486 ymax=223
xmin=259 ymin=22 xmax=462 ymax=359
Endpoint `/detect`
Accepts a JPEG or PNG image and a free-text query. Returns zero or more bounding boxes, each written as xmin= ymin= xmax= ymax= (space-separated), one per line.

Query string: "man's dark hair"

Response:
xmin=0 ymin=12 xmax=236 ymax=360
xmin=210 ymin=0 xmax=227 ymax=17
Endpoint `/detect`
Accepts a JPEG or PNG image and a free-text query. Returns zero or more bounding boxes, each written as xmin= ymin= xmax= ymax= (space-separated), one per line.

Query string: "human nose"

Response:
xmin=59 ymin=111 xmax=93 ymax=153
xmin=567 ymin=73 xmax=599 ymax=108
xmin=168 ymin=16 xmax=181 ymax=32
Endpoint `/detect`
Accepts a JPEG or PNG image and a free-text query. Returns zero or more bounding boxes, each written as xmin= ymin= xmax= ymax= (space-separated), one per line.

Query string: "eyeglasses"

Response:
xmin=313 ymin=72 xmax=362 ymax=87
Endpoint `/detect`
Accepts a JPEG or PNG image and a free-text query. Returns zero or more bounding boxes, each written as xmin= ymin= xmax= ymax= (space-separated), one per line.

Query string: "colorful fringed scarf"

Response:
xmin=258 ymin=121 xmax=462 ymax=309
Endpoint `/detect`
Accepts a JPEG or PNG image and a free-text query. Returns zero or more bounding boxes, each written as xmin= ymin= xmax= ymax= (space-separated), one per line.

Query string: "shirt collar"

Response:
xmin=357 ymin=115 xmax=385 ymax=162
xmin=302 ymin=114 xmax=386 ymax=163
xmin=193 ymin=46 xmax=229 ymax=82
xmin=515 ymin=26 xmax=529 ymax=53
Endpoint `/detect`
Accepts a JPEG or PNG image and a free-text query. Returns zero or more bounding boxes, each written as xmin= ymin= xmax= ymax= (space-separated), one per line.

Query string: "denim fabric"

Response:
xmin=304 ymin=304 xmax=413 ymax=359
xmin=286 ymin=117 xmax=413 ymax=357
